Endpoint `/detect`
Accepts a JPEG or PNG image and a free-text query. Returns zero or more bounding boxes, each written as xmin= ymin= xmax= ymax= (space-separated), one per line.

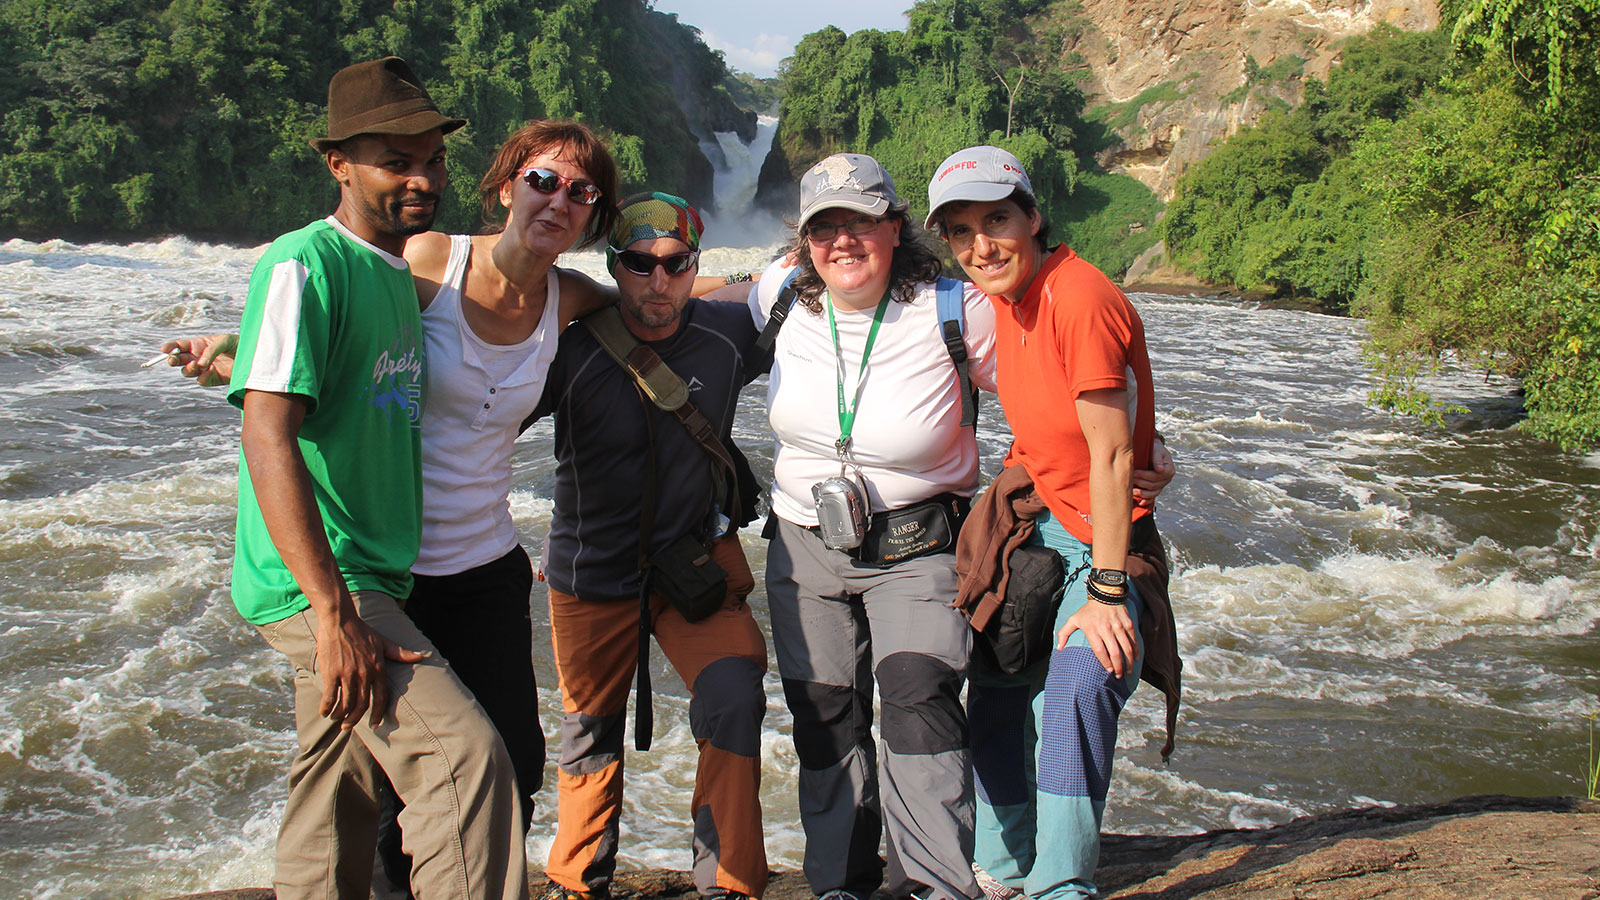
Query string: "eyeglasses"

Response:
xmin=804 ymin=214 xmax=885 ymax=243
xmin=517 ymin=167 xmax=603 ymax=206
xmin=614 ymin=249 xmax=699 ymax=276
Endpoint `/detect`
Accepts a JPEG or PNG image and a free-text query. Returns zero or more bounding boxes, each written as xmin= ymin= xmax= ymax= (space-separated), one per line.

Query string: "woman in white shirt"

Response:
xmin=393 ymin=120 xmax=621 ymax=845
xmin=748 ymin=153 xmax=995 ymax=900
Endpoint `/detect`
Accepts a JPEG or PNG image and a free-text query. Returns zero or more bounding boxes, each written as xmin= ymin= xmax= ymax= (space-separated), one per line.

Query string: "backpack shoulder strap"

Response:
xmin=753 ymin=266 xmax=803 ymax=356
xmin=935 ymin=277 xmax=978 ymax=428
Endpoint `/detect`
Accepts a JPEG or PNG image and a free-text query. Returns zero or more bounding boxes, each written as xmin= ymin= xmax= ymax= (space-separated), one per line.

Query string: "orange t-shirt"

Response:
xmin=992 ymin=246 xmax=1155 ymax=545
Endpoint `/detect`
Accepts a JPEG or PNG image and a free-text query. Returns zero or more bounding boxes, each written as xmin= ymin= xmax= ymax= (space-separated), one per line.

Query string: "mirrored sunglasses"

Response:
xmin=615 ymin=249 xmax=699 ymax=276
xmin=518 ymin=167 xmax=603 ymax=205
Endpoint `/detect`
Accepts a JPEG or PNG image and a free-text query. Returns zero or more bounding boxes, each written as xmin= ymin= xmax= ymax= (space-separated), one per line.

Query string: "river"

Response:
xmin=0 ymin=232 xmax=1596 ymax=899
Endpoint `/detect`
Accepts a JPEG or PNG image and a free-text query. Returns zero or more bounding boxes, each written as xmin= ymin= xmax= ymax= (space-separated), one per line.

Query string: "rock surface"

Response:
xmin=164 ymin=795 xmax=1599 ymax=900
xmin=1075 ymin=0 xmax=1441 ymax=199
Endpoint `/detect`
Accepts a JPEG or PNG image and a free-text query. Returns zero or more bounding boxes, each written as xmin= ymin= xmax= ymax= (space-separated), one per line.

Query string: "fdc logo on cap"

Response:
xmin=925 ymin=145 xmax=1035 ymax=229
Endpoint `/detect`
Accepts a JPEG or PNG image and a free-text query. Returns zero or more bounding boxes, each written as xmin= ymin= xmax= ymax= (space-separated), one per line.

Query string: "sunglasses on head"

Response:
xmin=614 ymin=249 xmax=699 ymax=276
xmin=803 ymin=214 xmax=885 ymax=243
xmin=517 ymin=167 xmax=603 ymax=205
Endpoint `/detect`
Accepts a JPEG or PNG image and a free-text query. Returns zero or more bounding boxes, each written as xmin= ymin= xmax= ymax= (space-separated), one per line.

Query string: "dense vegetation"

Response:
xmin=774 ymin=0 xmax=1161 ymax=276
xmin=0 ymin=0 xmax=751 ymax=241
xmin=1163 ymin=1 xmax=1600 ymax=449
xmin=1162 ymin=25 xmax=1453 ymax=307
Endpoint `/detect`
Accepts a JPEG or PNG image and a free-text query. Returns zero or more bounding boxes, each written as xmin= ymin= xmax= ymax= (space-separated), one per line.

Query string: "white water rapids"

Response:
xmin=0 ymin=126 xmax=1596 ymax=898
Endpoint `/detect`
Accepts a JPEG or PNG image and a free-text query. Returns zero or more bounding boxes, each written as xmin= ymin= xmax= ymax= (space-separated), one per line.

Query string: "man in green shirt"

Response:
xmin=227 ymin=58 xmax=527 ymax=900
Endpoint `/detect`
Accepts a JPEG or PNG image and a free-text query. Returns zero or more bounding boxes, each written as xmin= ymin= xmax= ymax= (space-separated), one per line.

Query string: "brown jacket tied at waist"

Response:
xmin=955 ymin=462 xmax=1183 ymax=759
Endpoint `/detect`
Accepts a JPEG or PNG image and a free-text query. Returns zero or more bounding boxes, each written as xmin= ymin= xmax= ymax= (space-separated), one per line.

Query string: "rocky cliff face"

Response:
xmin=1077 ymin=0 xmax=1440 ymax=199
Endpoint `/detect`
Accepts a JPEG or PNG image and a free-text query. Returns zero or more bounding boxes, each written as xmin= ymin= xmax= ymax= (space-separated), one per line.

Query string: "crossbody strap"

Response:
xmin=579 ymin=306 xmax=741 ymax=524
xmin=632 ymin=382 xmax=656 ymax=752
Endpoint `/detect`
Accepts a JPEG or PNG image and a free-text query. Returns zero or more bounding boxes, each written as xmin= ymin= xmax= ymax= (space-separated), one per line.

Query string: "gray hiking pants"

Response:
xmin=767 ymin=517 xmax=980 ymax=900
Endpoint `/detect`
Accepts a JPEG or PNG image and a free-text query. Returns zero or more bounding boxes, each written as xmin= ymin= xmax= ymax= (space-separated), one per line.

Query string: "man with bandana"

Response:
xmin=525 ymin=193 xmax=771 ymax=900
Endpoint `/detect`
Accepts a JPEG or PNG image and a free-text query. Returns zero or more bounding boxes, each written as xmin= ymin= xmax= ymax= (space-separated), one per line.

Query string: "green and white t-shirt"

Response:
xmin=227 ymin=216 xmax=424 ymax=625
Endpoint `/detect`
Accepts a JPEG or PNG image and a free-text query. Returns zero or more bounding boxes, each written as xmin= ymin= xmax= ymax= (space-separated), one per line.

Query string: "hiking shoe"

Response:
xmin=541 ymin=882 xmax=609 ymax=900
xmin=972 ymin=864 xmax=1021 ymax=900
xmin=701 ymin=890 xmax=751 ymax=900
xmin=819 ymin=890 xmax=865 ymax=900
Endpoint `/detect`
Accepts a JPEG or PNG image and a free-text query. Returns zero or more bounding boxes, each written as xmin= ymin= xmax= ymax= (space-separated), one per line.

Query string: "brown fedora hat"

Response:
xmin=308 ymin=57 xmax=466 ymax=153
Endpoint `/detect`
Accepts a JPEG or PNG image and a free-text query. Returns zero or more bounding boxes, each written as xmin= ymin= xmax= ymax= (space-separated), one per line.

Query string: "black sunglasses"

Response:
xmin=614 ymin=249 xmax=699 ymax=276
xmin=517 ymin=167 xmax=603 ymax=206
xmin=803 ymin=214 xmax=885 ymax=243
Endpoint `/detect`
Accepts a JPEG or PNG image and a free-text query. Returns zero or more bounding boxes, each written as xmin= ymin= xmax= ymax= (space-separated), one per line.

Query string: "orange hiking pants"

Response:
xmin=545 ymin=534 xmax=769 ymax=898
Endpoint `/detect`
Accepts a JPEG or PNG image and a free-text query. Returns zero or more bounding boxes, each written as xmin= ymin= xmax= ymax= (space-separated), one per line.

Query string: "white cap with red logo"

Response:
xmin=924 ymin=145 xmax=1034 ymax=229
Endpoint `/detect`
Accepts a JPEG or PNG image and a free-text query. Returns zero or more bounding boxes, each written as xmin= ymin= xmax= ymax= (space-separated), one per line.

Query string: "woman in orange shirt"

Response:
xmin=926 ymin=146 xmax=1161 ymax=900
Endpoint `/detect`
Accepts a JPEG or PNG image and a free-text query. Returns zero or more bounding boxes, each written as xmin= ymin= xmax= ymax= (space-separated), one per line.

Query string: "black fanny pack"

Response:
xmin=853 ymin=493 xmax=970 ymax=568
xmin=976 ymin=514 xmax=1158 ymax=675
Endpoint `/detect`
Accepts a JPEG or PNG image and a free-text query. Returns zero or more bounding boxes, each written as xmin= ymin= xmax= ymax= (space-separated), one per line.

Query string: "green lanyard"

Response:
xmin=827 ymin=290 xmax=891 ymax=458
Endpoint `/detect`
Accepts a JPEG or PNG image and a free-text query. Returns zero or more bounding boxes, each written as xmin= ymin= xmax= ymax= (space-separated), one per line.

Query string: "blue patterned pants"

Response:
xmin=967 ymin=512 xmax=1143 ymax=900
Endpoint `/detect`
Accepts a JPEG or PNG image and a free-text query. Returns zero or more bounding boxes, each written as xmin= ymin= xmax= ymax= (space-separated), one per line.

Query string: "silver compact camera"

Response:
xmin=812 ymin=475 xmax=868 ymax=551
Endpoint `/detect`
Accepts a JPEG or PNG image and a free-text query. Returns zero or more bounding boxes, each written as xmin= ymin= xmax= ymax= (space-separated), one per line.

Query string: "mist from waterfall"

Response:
xmin=701 ymin=114 xmax=787 ymax=251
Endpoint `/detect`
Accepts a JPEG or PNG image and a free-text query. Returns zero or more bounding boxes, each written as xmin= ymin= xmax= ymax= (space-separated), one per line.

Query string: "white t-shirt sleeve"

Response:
xmin=963 ymin=283 xmax=1000 ymax=394
xmin=749 ymin=257 xmax=797 ymax=328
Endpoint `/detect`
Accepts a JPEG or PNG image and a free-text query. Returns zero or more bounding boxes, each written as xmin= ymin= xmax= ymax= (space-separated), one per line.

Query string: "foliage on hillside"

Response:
xmin=1163 ymin=5 xmax=1600 ymax=449
xmin=774 ymin=0 xmax=1156 ymax=276
xmin=0 ymin=0 xmax=751 ymax=241
xmin=724 ymin=71 xmax=781 ymax=115
xmin=1162 ymin=24 xmax=1451 ymax=308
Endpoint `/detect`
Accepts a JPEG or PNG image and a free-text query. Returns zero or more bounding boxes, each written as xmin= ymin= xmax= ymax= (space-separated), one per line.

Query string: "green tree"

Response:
xmin=1162 ymin=111 xmax=1327 ymax=287
xmin=1161 ymin=24 xmax=1451 ymax=299
xmin=0 ymin=0 xmax=757 ymax=240
xmin=774 ymin=0 xmax=1122 ymax=267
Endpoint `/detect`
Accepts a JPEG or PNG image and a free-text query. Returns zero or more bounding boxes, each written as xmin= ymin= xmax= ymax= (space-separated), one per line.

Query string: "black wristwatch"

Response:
xmin=1089 ymin=568 xmax=1127 ymax=589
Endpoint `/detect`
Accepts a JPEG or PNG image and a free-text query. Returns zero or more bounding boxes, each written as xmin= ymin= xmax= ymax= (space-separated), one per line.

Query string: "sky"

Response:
xmin=651 ymin=0 xmax=912 ymax=78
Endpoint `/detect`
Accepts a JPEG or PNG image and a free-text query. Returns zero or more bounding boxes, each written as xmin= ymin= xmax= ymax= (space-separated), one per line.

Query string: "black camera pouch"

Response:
xmin=649 ymin=534 xmax=728 ymax=623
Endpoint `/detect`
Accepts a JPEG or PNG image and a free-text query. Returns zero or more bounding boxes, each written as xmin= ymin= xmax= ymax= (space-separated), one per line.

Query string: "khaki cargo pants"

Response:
xmin=257 ymin=590 xmax=529 ymax=900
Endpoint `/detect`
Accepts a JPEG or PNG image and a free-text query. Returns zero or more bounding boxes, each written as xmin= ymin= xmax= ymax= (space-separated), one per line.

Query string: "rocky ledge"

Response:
xmin=169 ymin=794 xmax=1599 ymax=900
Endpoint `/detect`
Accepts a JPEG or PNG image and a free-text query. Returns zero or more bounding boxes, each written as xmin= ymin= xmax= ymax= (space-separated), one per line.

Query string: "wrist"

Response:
xmin=307 ymin=585 xmax=358 ymax=621
xmin=1087 ymin=568 xmax=1128 ymax=606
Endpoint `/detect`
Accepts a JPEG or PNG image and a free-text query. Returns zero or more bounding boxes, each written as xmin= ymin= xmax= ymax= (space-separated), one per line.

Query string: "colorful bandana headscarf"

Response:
xmin=606 ymin=191 xmax=705 ymax=274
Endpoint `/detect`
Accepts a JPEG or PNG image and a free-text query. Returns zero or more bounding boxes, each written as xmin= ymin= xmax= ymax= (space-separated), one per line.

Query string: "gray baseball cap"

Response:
xmin=924 ymin=145 xmax=1034 ymax=229
xmin=798 ymin=154 xmax=899 ymax=228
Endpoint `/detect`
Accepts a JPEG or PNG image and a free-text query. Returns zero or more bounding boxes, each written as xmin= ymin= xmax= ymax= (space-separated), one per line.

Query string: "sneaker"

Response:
xmin=972 ymin=864 xmax=1021 ymax=900
xmin=541 ymin=882 xmax=609 ymax=900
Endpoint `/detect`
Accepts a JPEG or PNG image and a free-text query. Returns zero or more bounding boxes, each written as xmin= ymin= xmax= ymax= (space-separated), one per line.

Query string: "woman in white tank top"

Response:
xmin=390 ymin=123 xmax=737 ymax=897
xmin=389 ymin=123 xmax=622 ymax=853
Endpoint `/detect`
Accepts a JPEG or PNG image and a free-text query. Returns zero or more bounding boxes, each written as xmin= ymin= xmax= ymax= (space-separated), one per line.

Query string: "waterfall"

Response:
xmin=700 ymin=115 xmax=784 ymax=249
